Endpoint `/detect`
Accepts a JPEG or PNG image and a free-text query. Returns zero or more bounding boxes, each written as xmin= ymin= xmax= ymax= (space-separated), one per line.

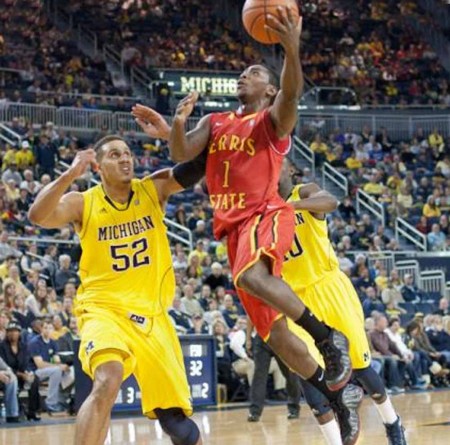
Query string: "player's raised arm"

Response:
xmin=267 ymin=6 xmax=303 ymax=138
xmin=169 ymin=92 xmax=211 ymax=162
xmin=28 ymin=149 xmax=97 ymax=229
xmin=150 ymin=149 xmax=207 ymax=208
xmin=290 ymin=183 xmax=338 ymax=217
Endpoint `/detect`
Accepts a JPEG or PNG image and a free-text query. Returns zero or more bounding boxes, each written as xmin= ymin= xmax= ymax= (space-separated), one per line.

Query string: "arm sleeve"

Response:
xmin=230 ymin=331 xmax=248 ymax=359
xmin=172 ymin=148 xmax=207 ymax=189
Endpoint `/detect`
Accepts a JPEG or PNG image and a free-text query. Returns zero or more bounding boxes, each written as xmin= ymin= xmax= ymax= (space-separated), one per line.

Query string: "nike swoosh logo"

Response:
xmin=215 ymin=122 xmax=223 ymax=126
xmin=267 ymin=205 xmax=278 ymax=210
xmin=318 ymin=371 xmax=324 ymax=382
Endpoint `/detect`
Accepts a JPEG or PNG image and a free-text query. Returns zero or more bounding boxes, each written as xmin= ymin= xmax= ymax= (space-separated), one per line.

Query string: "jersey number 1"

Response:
xmin=110 ymin=238 xmax=150 ymax=271
xmin=222 ymin=161 xmax=230 ymax=188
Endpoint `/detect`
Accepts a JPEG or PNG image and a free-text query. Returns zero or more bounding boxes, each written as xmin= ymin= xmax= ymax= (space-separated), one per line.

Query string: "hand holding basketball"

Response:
xmin=266 ymin=6 xmax=302 ymax=53
xmin=242 ymin=0 xmax=300 ymax=45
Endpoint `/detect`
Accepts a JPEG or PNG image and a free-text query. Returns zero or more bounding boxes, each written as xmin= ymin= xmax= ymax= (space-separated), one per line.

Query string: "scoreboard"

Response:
xmin=73 ymin=335 xmax=217 ymax=413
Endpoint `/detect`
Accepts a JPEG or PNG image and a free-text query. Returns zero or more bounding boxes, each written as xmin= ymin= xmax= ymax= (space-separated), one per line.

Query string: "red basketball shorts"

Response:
xmin=227 ymin=205 xmax=295 ymax=340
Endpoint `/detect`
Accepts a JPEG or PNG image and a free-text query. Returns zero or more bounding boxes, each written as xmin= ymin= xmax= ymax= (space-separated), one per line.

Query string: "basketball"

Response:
xmin=242 ymin=0 xmax=300 ymax=45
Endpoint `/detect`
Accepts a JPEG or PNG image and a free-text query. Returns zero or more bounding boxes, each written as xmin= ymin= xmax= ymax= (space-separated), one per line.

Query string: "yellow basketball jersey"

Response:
xmin=282 ymin=184 xmax=339 ymax=292
xmin=75 ymin=177 xmax=175 ymax=317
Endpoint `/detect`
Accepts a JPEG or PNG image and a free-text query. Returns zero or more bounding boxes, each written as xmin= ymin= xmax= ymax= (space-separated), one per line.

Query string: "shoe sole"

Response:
xmin=327 ymin=366 xmax=353 ymax=392
xmin=342 ymin=386 xmax=364 ymax=445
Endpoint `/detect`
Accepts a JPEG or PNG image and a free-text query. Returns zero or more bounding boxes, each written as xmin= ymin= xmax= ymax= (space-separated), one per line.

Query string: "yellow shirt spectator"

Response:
xmin=428 ymin=131 xmax=444 ymax=150
xmin=363 ymin=182 xmax=384 ymax=196
xmin=423 ymin=203 xmax=441 ymax=218
xmin=310 ymin=140 xmax=328 ymax=154
xmin=215 ymin=242 xmax=227 ymax=263
xmin=2 ymin=147 xmax=17 ymax=170
xmin=15 ymin=142 xmax=34 ymax=170
xmin=345 ymin=156 xmax=362 ymax=169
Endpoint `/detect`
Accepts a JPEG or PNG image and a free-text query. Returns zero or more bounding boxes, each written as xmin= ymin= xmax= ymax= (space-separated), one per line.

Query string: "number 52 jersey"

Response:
xmin=75 ymin=177 xmax=175 ymax=317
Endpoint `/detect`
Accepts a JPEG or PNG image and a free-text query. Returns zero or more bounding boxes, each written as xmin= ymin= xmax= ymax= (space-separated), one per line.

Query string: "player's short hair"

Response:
xmin=264 ymin=66 xmax=280 ymax=89
xmin=93 ymin=135 xmax=127 ymax=159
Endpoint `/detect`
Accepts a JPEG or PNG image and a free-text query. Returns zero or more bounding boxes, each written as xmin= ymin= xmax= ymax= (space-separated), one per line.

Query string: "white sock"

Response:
xmin=374 ymin=397 xmax=398 ymax=425
xmin=319 ymin=419 xmax=343 ymax=445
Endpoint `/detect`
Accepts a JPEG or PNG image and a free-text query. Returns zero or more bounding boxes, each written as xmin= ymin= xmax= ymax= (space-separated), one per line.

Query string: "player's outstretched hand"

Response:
xmin=174 ymin=91 xmax=199 ymax=123
xmin=67 ymin=148 xmax=98 ymax=180
xmin=265 ymin=6 xmax=302 ymax=54
xmin=131 ymin=104 xmax=171 ymax=141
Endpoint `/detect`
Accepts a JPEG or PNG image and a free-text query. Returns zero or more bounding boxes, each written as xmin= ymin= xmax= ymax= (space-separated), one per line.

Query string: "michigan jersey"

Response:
xmin=282 ymin=184 xmax=339 ymax=292
xmin=75 ymin=177 xmax=175 ymax=316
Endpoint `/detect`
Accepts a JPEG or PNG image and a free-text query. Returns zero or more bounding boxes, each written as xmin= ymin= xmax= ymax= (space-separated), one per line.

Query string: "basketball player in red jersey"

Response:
xmin=168 ymin=5 xmax=352 ymax=392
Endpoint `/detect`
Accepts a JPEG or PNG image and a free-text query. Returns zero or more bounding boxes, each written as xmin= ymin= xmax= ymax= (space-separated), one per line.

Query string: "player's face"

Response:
xmin=237 ymin=65 xmax=276 ymax=103
xmin=99 ymin=141 xmax=134 ymax=184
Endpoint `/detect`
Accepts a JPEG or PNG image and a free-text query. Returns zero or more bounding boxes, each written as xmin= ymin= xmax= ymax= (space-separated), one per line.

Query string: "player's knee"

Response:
xmin=301 ymin=381 xmax=332 ymax=418
xmin=156 ymin=408 xmax=200 ymax=445
xmin=91 ymin=362 xmax=123 ymax=404
xmin=237 ymin=261 xmax=267 ymax=294
xmin=354 ymin=366 xmax=386 ymax=400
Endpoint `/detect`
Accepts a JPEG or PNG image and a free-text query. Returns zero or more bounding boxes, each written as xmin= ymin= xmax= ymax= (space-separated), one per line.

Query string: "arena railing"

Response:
xmin=395 ymin=260 xmax=421 ymax=285
xmin=2 ymin=102 xmax=450 ymax=140
xmin=0 ymin=123 xmax=22 ymax=146
xmin=419 ymin=270 xmax=446 ymax=296
xmin=322 ymin=162 xmax=348 ymax=200
xmin=53 ymin=161 xmax=194 ymax=251
xmin=291 ymin=136 xmax=315 ymax=178
xmin=356 ymin=189 xmax=385 ymax=227
xmin=367 ymin=252 xmax=395 ymax=274
xmin=395 ymin=218 xmax=428 ymax=252
xmin=299 ymin=112 xmax=450 ymax=140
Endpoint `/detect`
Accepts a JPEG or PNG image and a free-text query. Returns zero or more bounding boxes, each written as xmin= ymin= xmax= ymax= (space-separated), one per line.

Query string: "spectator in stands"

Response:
xmin=187 ymin=313 xmax=209 ymax=335
xmin=0 ymin=353 xmax=19 ymax=422
xmin=198 ymin=284 xmax=213 ymax=311
xmin=212 ymin=318 xmax=234 ymax=394
xmin=1 ymin=161 xmax=22 ymax=186
xmin=369 ymin=313 xmax=405 ymax=392
xmin=381 ymin=279 xmax=406 ymax=316
xmin=15 ymin=141 xmax=34 ymax=171
xmin=362 ymin=286 xmax=385 ymax=317
xmin=230 ymin=316 xmax=254 ymax=386
xmin=427 ymin=316 xmax=450 ymax=363
xmin=180 ymin=284 xmax=203 ymax=317
xmin=50 ymin=314 xmax=69 ymax=341
xmin=25 ymin=283 xmax=52 ymax=317
xmin=423 ymin=196 xmax=441 ymax=218
xmin=59 ymin=296 xmax=74 ymax=328
xmin=168 ymin=295 xmax=192 ymax=334
xmin=0 ymin=311 xmax=11 ymax=341
xmin=20 ymin=169 xmax=41 ymax=196
xmin=401 ymin=274 xmax=423 ymax=303
xmin=172 ymin=250 xmax=188 ymax=272
xmin=11 ymin=294 xmax=35 ymax=329
xmin=0 ymin=231 xmax=21 ymax=260
xmin=221 ymin=294 xmax=241 ymax=329
xmin=0 ymin=254 xmax=17 ymax=281
xmin=428 ymin=128 xmax=445 ymax=152
xmin=204 ymin=262 xmax=230 ymax=291
xmin=338 ymin=196 xmax=357 ymax=220
xmin=34 ymin=135 xmax=59 ymax=178
xmin=28 ymin=319 xmax=68 ymax=413
xmin=310 ymin=133 xmax=328 ymax=166
xmin=0 ymin=322 xmax=41 ymax=421
xmin=54 ymin=254 xmax=80 ymax=296
xmin=385 ymin=318 xmax=427 ymax=387
xmin=57 ymin=316 xmax=79 ymax=354
xmin=435 ymin=298 xmax=449 ymax=317
xmin=427 ymin=224 xmax=446 ymax=251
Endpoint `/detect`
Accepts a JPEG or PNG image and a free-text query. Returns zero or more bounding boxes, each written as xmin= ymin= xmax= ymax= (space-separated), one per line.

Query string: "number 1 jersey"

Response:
xmin=75 ymin=177 xmax=175 ymax=317
xmin=206 ymin=109 xmax=291 ymax=239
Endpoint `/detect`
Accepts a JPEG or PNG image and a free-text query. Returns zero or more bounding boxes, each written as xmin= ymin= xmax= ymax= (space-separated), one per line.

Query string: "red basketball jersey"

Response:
xmin=205 ymin=108 xmax=291 ymax=239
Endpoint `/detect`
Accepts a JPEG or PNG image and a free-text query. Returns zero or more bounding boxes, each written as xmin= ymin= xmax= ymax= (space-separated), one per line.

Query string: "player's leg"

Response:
xmin=74 ymin=308 xmax=135 ymax=445
xmin=155 ymin=408 xmax=202 ymax=445
xmin=248 ymin=335 xmax=272 ymax=422
xmin=232 ymin=210 xmax=351 ymax=390
xmin=354 ymin=367 xmax=407 ymax=444
xmin=267 ymin=318 xmax=363 ymax=445
xmin=132 ymin=312 xmax=201 ymax=444
xmin=75 ymin=358 xmax=124 ymax=445
xmin=273 ymin=355 xmax=301 ymax=419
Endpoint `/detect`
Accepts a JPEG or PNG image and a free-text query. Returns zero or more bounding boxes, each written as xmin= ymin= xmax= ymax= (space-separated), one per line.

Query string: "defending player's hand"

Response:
xmin=67 ymin=148 xmax=98 ymax=180
xmin=174 ymin=91 xmax=199 ymax=123
xmin=265 ymin=6 xmax=302 ymax=54
xmin=131 ymin=104 xmax=171 ymax=141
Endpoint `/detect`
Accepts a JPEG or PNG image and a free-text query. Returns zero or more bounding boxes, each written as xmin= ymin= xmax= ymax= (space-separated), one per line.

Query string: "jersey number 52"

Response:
xmin=110 ymin=238 xmax=150 ymax=271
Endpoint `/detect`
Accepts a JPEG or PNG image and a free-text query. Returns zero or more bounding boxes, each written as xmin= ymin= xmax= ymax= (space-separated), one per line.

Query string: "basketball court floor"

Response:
xmin=3 ymin=390 xmax=449 ymax=444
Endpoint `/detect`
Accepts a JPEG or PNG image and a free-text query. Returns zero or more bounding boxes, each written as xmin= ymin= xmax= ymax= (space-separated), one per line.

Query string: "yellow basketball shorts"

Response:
xmin=76 ymin=305 xmax=192 ymax=418
xmin=288 ymin=270 xmax=371 ymax=370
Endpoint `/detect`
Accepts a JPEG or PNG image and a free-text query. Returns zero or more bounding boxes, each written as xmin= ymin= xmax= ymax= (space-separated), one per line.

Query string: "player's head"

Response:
xmin=278 ymin=158 xmax=295 ymax=196
xmin=237 ymin=64 xmax=279 ymax=105
xmin=93 ymin=135 xmax=134 ymax=184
